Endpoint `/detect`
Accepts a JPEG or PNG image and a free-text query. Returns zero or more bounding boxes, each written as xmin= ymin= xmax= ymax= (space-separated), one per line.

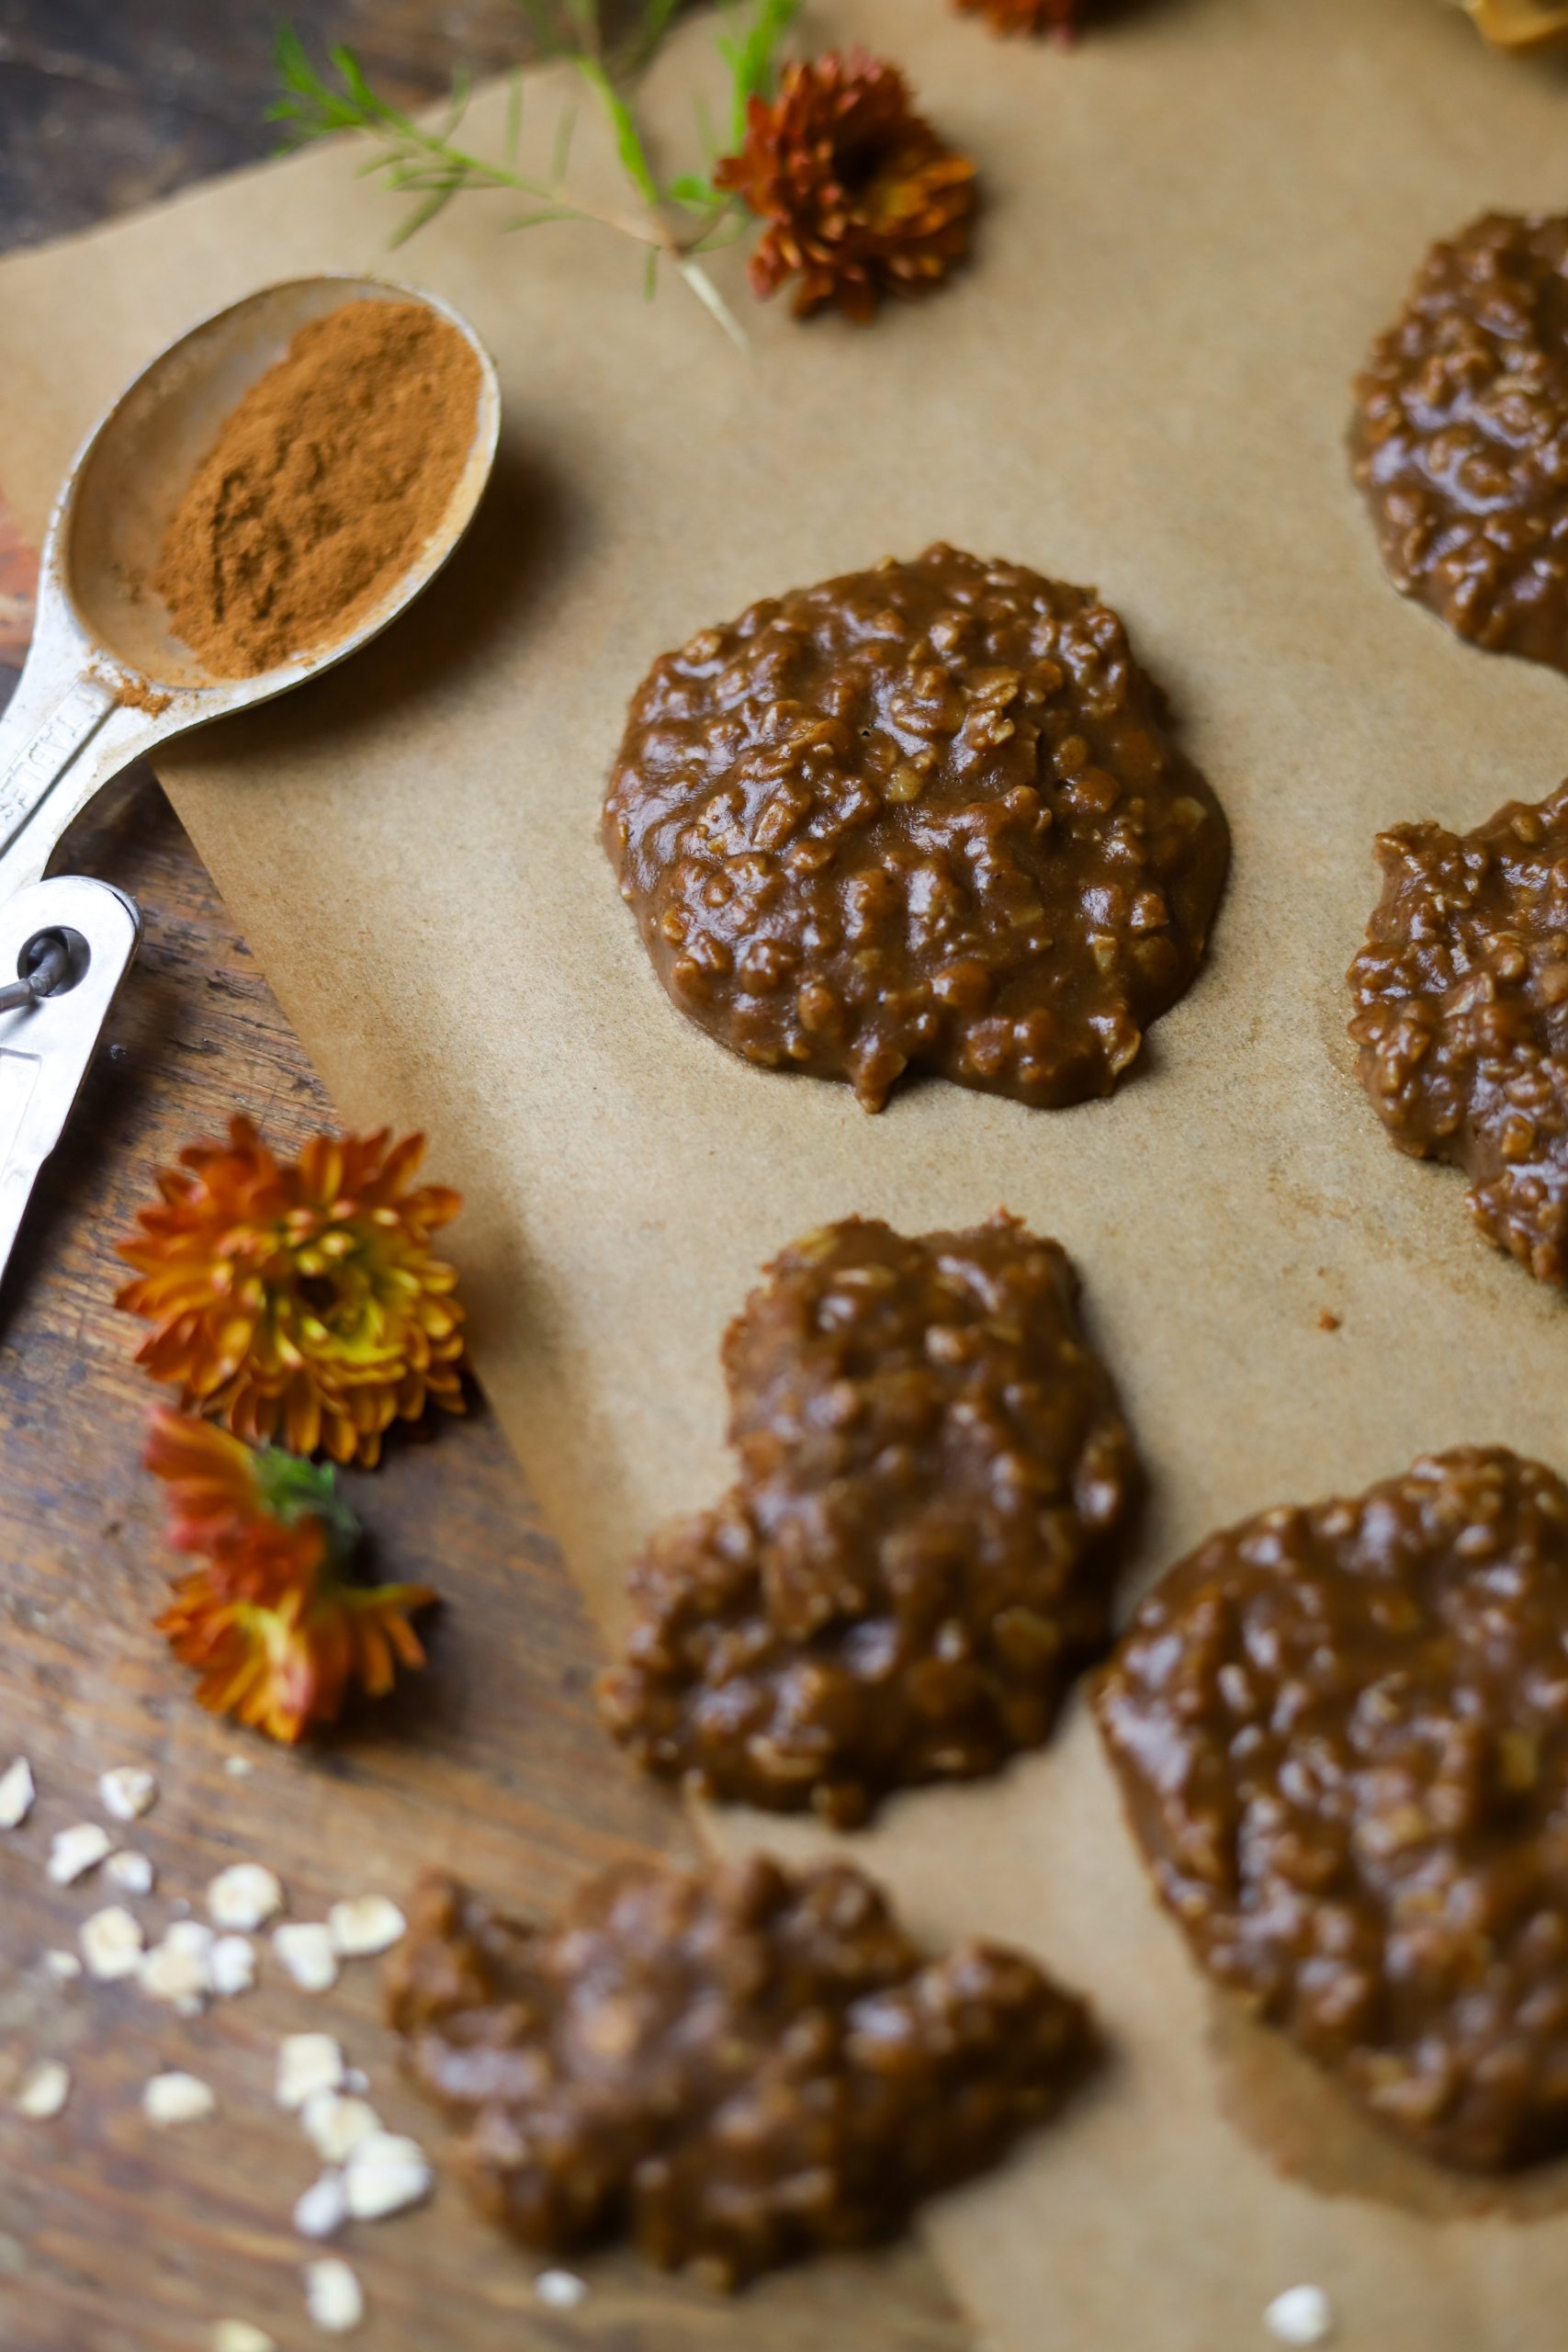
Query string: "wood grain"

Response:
xmin=0 ymin=4 xmax=538 ymax=250
xmin=0 ymin=773 xmax=973 ymax=2352
xmin=0 ymin=9 xmax=973 ymax=2349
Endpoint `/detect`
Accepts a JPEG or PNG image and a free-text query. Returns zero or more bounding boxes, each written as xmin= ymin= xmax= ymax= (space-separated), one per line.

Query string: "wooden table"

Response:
xmin=0 ymin=11 xmax=973 ymax=2349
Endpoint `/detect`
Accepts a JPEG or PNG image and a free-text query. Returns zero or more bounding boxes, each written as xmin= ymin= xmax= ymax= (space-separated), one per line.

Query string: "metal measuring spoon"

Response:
xmin=0 ymin=274 xmax=500 ymax=1290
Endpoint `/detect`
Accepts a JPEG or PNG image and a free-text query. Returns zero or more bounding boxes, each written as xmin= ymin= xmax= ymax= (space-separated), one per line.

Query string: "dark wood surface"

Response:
xmin=0 ymin=4 xmax=529 ymax=249
xmin=0 ymin=9 xmax=973 ymax=2350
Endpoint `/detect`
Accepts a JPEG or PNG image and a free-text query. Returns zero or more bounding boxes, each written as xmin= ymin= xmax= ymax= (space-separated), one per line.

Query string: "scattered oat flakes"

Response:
xmin=327 ymin=1895 xmax=405 ymax=1959
xmin=0 ymin=1758 xmax=35 ymax=1828
xmin=293 ymin=2172 xmax=349 ymax=2242
xmin=80 ymin=1905 xmax=146 ymax=1982
xmin=274 ymin=1922 xmax=338 ymax=1994
xmin=209 ymin=1863 xmax=284 ymax=1932
xmin=44 ymin=1950 xmax=82 ymax=1983
xmin=536 ymin=2270 xmax=588 ymax=2311
xmin=276 ymin=2034 xmax=345 ymax=2111
xmin=143 ymin=2071 xmax=218 ymax=2126
xmin=211 ymin=2324 xmax=276 ymax=2352
xmin=222 ymin=1756 xmax=254 ymax=1780
xmin=303 ymin=2256 xmax=364 ymax=2335
xmin=98 ymin=1766 xmax=157 ymax=1822
xmin=1265 ymin=2286 xmax=1337 ymax=2346
xmin=210 ymin=1936 xmax=256 ymax=1998
xmin=106 ymin=1849 xmax=155 ymax=1895
xmin=302 ymin=2092 xmax=380 ymax=2166
xmin=141 ymin=1921 xmax=214 ymax=2010
xmin=47 ymin=1823 xmax=112 ymax=1885
xmin=15 ymin=2062 xmax=70 ymax=2120
xmin=342 ymin=2131 xmax=433 ymax=2222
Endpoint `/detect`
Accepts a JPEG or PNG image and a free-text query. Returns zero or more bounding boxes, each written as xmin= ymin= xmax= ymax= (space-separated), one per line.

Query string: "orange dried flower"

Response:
xmin=118 ymin=1118 xmax=465 ymax=1466
xmin=147 ymin=1409 xmax=436 ymax=1744
xmin=953 ymin=0 xmax=1087 ymax=34
xmin=715 ymin=51 xmax=977 ymax=323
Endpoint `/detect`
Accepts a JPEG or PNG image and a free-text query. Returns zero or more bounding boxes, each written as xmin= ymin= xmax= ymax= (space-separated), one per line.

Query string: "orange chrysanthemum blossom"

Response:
xmin=147 ymin=1409 xmax=436 ymax=1745
xmin=714 ymin=51 xmax=977 ymax=323
xmin=118 ymin=1117 xmax=466 ymax=1467
xmin=953 ymin=0 xmax=1088 ymax=37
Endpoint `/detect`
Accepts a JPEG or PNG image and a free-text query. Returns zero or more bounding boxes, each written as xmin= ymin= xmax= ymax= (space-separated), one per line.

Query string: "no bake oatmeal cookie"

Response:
xmin=1348 ymin=778 xmax=1568 ymax=1284
xmin=1352 ymin=212 xmax=1568 ymax=672
xmin=604 ymin=545 xmax=1227 ymax=1111
xmin=601 ymin=1213 xmax=1140 ymax=1825
xmin=389 ymin=1853 xmax=1093 ymax=2284
xmin=1098 ymin=1448 xmax=1568 ymax=2171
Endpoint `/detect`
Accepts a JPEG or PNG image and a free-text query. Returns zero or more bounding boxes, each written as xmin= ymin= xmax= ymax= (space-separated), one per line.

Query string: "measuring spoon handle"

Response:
xmin=0 ymin=594 xmax=183 ymax=905
xmin=0 ymin=873 xmax=141 ymax=1301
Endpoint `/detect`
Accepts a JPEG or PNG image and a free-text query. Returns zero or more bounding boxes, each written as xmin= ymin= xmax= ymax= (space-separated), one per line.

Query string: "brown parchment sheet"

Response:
xmin=4 ymin=1 xmax=1568 ymax=2342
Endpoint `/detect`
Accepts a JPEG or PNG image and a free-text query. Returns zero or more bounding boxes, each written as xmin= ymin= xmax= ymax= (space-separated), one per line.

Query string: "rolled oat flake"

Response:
xmin=98 ymin=1765 xmax=157 ymax=1821
xmin=210 ymin=2324 xmax=276 ymax=2352
xmin=208 ymin=1862 xmax=284 ymax=1931
xmin=536 ymin=2270 xmax=588 ymax=2310
xmin=0 ymin=1757 xmax=35 ymax=1828
xmin=303 ymin=2256 xmax=365 ymax=2335
xmin=274 ymin=1920 xmax=338 ymax=1992
xmin=47 ymin=1823 xmax=111 ymax=1884
xmin=1265 ymin=2284 xmax=1337 ymax=2346
xmin=276 ymin=2032 xmax=345 ymax=2110
xmin=143 ymin=2071 xmax=218 ymax=2126
xmin=15 ymin=2061 xmax=70 ymax=2120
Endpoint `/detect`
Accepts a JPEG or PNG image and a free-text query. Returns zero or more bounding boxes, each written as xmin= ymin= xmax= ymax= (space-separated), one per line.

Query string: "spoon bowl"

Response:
xmin=0 ymin=274 xmax=500 ymax=906
xmin=62 ymin=273 xmax=501 ymax=699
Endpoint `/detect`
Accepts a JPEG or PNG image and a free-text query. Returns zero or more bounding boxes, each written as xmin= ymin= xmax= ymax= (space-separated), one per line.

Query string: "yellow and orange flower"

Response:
xmin=147 ymin=1410 xmax=436 ymax=1744
xmin=715 ymin=51 xmax=977 ymax=323
xmin=118 ymin=1118 xmax=466 ymax=1467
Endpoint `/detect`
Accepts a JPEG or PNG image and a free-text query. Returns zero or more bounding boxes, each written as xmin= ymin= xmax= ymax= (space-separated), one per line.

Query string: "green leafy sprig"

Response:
xmin=272 ymin=0 xmax=801 ymax=342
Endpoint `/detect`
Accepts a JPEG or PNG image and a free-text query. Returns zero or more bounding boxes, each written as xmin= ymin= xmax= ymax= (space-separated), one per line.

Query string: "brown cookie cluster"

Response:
xmin=1348 ymin=778 xmax=1568 ymax=1284
xmin=1351 ymin=212 xmax=1568 ymax=672
xmin=387 ymin=1855 xmax=1093 ymax=2287
xmin=604 ymin=545 xmax=1227 ymax=1112
xmin=1097 ymin=1448 xmax=1568 ymax=2171
xmin=600 ymin=1214 xmax=1141 ymax=1826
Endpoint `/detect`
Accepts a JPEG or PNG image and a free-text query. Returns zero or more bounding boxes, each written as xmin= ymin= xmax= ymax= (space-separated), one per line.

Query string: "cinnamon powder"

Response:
xmin=154 ymin=299 xmax=482 ymax=679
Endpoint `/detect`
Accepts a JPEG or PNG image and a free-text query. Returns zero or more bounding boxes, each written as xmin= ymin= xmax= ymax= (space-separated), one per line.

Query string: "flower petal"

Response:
xmin=115 ymin=1121 xmax=468 ymax=1465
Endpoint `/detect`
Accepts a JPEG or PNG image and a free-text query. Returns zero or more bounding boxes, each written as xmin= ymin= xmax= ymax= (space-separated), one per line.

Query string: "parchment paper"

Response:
xmin=3 ymin=3 xmax=1568 ymax=2343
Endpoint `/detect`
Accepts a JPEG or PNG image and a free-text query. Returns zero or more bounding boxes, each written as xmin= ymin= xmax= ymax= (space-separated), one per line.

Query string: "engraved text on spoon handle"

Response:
xmin=0 ymin=674 xmax=118 ymax=865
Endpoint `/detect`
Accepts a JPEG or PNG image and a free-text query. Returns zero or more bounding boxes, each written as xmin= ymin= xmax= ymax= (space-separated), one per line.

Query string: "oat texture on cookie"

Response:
xmin=600 ymin=1214 xmax=1141 ymax=1826
xmin=1352 ymin=212 xmax=1568 ymax=672
xmin=387 ymin=1855 xmax=1093 ymax=2287
xmin=1097 ymin=1447 xmax=1568 ymax=2171
xmin=604 ymin=545 xmax=1227 ymax=1112
xmin=1348 ymin=778 xmax=1568 ymax=1284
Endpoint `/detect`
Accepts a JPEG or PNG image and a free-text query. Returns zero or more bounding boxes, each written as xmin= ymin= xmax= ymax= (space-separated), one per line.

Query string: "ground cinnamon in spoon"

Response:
xmin=154 ymin=298 xmax=481 ymax=678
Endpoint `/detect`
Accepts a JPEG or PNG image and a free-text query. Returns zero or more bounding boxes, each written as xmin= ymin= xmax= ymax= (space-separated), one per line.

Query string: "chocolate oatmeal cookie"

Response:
xmin=388 ymin=1854 xmax=1093 ymax=2285
xmin=604 ymin=545 xmax=1227 ymax=1112
xmin=1348 ymin=779 xmax=1568 ymax=1284
xmin=600 ymin=1214 xmax=1141 ymax=1826
xmin=1097 ymin=1449 xmax=1568 ymax=2171
xmin=1351 ymin=212 xmax=1568 ymax=671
